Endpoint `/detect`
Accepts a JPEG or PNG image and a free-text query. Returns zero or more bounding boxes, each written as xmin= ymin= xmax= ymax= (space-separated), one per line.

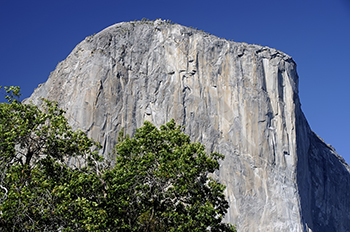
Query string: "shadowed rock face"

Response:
xmin=27 ymin=19 xmax=350 ymax=232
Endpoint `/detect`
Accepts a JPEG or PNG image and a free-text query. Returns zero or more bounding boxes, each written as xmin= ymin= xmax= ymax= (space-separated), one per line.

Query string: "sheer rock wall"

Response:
xmin=27 ymin=20 xmax=350 ymax=231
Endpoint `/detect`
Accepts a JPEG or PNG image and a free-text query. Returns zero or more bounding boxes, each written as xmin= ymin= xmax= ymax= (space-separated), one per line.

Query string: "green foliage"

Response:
xmin=0 ymin=87 xmax=100 ymax=169
xmin=103 ymin=120 xmax=236 ymax=231
xmin=0 ymin=86 xmax=236 ymax=231
xmin=131 ymin=18 xmax=176 ymax=26
xmin=0 ymin=86 xmax=103 ymax=231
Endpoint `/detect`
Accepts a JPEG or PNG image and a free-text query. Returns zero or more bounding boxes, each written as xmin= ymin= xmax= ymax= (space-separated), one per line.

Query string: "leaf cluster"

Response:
xmin=103 ymin=120 xmax=236 ymax=231
xmin=0 ymin=86 xmax=103 ymax=231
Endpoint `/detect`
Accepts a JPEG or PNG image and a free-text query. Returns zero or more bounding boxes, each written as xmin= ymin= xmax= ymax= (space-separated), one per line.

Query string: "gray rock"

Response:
xmin=27 ymin=19 xmax=350 ymax=231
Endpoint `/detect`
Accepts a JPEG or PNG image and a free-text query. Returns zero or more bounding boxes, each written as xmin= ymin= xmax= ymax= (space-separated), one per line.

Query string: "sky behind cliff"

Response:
xmin=1 ymin=0 xmax=350 ymax=164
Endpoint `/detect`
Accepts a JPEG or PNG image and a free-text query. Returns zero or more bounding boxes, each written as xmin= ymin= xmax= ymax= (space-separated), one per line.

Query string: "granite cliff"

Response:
xmin=27 ymin=19 xmax=350 ymax=231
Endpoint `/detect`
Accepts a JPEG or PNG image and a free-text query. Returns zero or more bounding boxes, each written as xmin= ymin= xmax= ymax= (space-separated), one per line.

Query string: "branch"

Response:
xmin=0 ymin=184 xmax=8 ymax=202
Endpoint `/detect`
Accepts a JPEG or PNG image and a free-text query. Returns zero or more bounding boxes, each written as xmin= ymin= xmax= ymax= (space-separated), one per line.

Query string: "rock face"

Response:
xmin=27 ymin=20 xmax=350 ymax=231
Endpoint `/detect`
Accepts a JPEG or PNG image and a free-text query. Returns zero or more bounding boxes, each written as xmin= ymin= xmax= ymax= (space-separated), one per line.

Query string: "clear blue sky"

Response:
xmin=1 ymin=0 xmax=349 ymax=164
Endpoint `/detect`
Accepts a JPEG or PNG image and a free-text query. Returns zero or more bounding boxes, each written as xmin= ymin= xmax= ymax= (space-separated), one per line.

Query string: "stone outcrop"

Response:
xmin=27 ymin=19 xmax=350 ymax=231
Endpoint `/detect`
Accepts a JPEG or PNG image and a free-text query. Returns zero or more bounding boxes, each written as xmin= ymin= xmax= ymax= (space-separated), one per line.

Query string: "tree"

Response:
xmin=0 ymin=86 xmax=100 ymax=170
xmin=0 ymin=86 xmax=236 ymax=231
xmin=0 ymin=86 xmax=103 ymax=231
xmin=103 ymin=120 xmax=236 ymax=231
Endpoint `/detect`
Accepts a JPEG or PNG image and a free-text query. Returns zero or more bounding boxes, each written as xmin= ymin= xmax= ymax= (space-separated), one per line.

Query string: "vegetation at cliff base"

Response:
xmin=106 ymin=120 xmax=235 ymax=231
xmin=0 ymin=86 xmax=103 ymax=231
xmin=0 ymin=86 xmax=236 ymax=231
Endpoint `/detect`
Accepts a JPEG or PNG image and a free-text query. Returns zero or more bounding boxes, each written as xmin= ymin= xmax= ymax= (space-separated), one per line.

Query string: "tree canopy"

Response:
xmin=104 ymin=120 xmax=235 ymax=231
xmin=0 ymin=86 xmax=236 ymax=231
xmin=0 ymin=86 xmax=103 ymax=231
